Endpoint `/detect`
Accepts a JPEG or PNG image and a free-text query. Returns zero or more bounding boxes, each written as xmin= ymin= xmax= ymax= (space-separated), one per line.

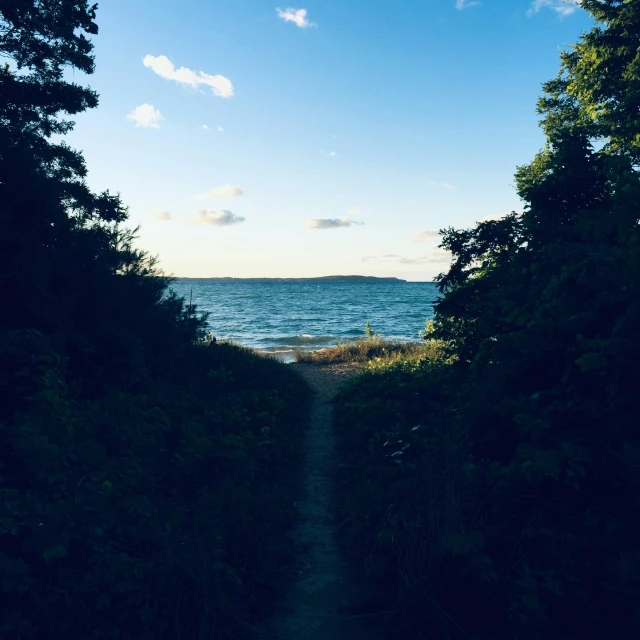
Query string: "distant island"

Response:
xmin=176 ymin=275 xmax=408 ymax=283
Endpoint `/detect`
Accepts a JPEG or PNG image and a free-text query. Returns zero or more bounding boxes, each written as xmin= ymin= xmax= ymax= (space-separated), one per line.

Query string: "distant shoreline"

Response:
xmin=174 ymin=275 xmax=422 ymax=283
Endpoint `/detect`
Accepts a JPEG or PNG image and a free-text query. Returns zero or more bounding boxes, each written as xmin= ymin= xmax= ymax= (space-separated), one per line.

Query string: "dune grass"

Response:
xmin=293 ymin=335 xmax=428 ymax=365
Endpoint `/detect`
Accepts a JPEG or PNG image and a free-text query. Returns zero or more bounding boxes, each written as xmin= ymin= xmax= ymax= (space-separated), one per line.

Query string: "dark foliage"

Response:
xmin=334 ymin=2 xmax=640 ymax=638
xmin=1 ymin=3 xmax=311 ymax=638
xmin=1 ymin=338 xmax=310 ymax=639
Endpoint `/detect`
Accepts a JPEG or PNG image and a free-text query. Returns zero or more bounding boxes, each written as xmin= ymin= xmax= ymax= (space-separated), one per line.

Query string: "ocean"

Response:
xmin=169 ymin=278 xmax=439 ymax=362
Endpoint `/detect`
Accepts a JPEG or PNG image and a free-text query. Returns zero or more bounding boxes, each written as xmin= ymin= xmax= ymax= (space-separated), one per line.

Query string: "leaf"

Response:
xmin=522 ymin=593 xmax=540 ymax=611
xmin=574 ymin=351 xmax=607 ymax=373
xmin=440 ymin=530 xmax=484 ymax=555
xmin=43 ymin=544 xmax=68 ymax=563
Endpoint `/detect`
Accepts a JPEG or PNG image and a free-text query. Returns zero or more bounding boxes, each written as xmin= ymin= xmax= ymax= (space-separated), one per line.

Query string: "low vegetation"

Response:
xmin=294 ymin=335 xmax=428 ymax=365
xmin=1 ymin=338 xmax=310 ymax=639
xmin=332 ymin=2 xmax=640 ymax=638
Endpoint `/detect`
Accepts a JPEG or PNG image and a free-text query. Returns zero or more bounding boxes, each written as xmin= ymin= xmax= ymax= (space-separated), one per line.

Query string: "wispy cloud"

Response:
xmin=307 ymin=217 xmax=364 ymax=230
xmin=200 ymin=124 xmax=224 ymax=133
xmin=276 ymin=7 xmax=316 ymax=28
xmin=478 ymin=211 xmax=511 ymax=222
xmin=189 ymin=210 xmax=246 ymax=226
xmin=143 ymin=55 xmax=234 ymax=98
xmin=456 ymin=0 xmax=482 ymax=9
xmin=348 ymin=207 xmax=372 ymax=216
xmin=329 ymin=151 xmax=338 ymax=157
xmin=361 ymin=249 xmax=451 ymax=264
xmin=127 ymin=103 xmax=163 ymax=128
xmin=427 ymin=180 xmax=453 ymax=190
xmin=196 ymin=185 xmax=244 ymax=200
xmin=411 ymin=230 xmax=441 ymax=242
xmin=527 ymin=0 xmax=581 ymax=17
xmin=151 ymin=210 xmax=172 ymax=221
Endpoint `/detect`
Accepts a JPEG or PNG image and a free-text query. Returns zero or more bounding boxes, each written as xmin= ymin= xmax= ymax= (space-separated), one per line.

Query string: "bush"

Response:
xmin=0 ymin=335 xmax=311 ymax=639
xmin=333 ymin=350 xmax=509 ymax=638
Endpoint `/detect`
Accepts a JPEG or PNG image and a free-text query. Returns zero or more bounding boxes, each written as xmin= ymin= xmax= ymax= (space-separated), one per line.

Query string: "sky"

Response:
xmin=65 ymin=0 xmax=593 ymax=281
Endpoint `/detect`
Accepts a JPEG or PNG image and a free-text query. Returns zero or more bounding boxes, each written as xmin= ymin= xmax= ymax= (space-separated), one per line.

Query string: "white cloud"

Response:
xmin=196 ymin=185 xmax=244 ymax=200
xmin=276 ymin=7 xmax=316 ymax=28
xmin=127 ymin=103 xmax=163 ymax=128
xmin=189 ymin=210 xmax=246 ymax=226
xmin=456 ymin=0 xmax=482 ymax=9
xmin=411 ymin=230 xmax=441 ymax=242
xmin=329 ymin=151 xmax=338 ymax=157
xmin=307 ymin=217 xmax=364 ymax=230
xmin=348 ymin=207 xmax=372 ymax=216
xmin=151 ymin=210 xmax=172 ymax=221
xmin=361 ymin=249 xmax=451 ymax=265
xmin=200 ymin=124 xmax=210 ymax=131
xmin=143 ymin=55 xmax=234 ymax=98
xmin=527 ymin=0 xmax=581 ymax=17
xmin=217 ymin=125 xmax=224 ymax=132
xmin=427 ymin=180 xmax=453 ymax=190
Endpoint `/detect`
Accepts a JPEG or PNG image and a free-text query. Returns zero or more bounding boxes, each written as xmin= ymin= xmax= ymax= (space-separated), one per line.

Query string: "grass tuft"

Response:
xmin=294 ymin=336 xmax=433 ymax=365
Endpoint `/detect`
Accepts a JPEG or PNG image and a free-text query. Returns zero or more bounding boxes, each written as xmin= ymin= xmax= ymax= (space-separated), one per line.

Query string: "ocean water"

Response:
xmin=169 ymin=279 xmax=439 ymax=361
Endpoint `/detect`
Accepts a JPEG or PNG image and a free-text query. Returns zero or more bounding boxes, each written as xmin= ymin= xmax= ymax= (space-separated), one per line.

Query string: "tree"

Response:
xmin=538 ymin=0 xmax=640 ymax=162
xmin=428 ymin=1 xmax=640 ymax=636
xmin=1 ymin=1 xmax=122 ymax=331
xmin=0 ymin=0 xmax=203 ymax=393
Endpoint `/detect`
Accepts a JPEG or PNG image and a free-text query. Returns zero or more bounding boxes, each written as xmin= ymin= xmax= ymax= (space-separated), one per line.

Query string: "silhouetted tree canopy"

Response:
xmin=0 ymin=5 xmax=313 ymax=640
xmin=0 ymin=0 xmax=206 ymax=393
xmin=332 ymin=3 xmax=640 ymax=639
xmin=427 ymin=0 xmax=640 ymax=634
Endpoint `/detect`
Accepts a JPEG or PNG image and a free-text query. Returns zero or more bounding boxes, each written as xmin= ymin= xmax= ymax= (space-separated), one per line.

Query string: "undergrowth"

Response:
xmin=333 ymin=349 xmax=507 ymax=638
xmin=0 ymin=336 xmax=311 ymax=639
xmin=333 ymin=337 xmax=640 ymax=638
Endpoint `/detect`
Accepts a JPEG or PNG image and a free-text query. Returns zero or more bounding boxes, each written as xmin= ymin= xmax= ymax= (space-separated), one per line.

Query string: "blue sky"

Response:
xmin=66 ymin=0 xmax=593 ymax=280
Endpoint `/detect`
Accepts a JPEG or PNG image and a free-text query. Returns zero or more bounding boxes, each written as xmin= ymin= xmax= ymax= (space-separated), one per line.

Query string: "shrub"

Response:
xmin=0 ymin=336 xmax=311 ymax=639
xmin=294 ymin=336 xmax=430 ymax=365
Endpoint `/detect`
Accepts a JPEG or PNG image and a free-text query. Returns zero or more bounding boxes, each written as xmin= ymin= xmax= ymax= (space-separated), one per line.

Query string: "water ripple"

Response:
xmin=169 ymin=280 xmax=439 ymax=352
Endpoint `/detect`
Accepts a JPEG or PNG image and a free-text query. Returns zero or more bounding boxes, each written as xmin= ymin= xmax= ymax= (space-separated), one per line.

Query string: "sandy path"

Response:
xmin=265 ymin=362 xmax=378 ymax=640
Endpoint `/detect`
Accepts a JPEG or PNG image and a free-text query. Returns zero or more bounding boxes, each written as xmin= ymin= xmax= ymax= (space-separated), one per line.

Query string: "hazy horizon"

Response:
xmin=172 ymin=273 xmax=434 ymax=281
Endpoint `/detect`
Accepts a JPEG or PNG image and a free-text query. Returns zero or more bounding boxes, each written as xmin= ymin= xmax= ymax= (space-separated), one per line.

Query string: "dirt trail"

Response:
xmin=266 ymin=362 xmax=380 ymax=640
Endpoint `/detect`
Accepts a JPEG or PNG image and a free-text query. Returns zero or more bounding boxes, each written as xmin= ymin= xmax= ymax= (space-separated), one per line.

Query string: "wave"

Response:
xmin=255 ymin=346 xmax=298 ymax=364
xmin=266 ymin=334 xmax=338 ymax=347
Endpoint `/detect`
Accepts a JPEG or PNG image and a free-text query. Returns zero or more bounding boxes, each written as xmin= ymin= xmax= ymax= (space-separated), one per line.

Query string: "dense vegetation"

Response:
xmin=0 ymin=2 xmax=310 ymax=638
xmin=333 ymin=1 xmax=640 ymax=638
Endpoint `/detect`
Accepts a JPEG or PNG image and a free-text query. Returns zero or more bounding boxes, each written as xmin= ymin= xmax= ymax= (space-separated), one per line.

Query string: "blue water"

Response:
xmin=169 ymin=279 xmax=439 ymax=361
